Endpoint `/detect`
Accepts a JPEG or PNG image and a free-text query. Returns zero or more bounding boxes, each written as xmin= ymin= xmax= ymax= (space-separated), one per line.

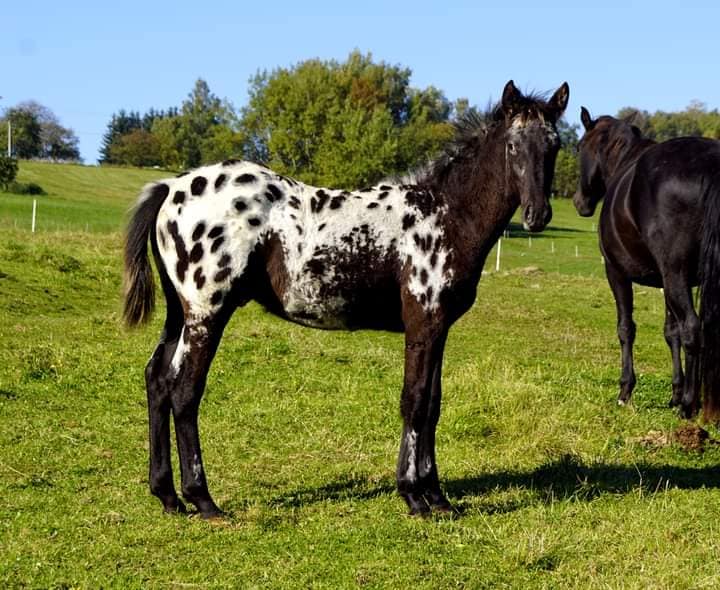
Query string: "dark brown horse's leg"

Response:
xmin=397 ymin=325 xmax=448 ymax=516
xmin=169 ymin=316 xmax=229 ymax=517
xmin=664 ymin=307 xmax=685 ymax=408
xmin=605 ymin=263 xmax=637 ymax=404
xmin=662 ymin=280 xmax=701 ymax=418
xmin=146 ymin=326 xmax=185 ymax=514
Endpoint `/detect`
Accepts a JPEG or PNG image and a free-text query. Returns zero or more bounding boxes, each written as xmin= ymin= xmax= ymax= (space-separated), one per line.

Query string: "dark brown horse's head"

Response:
xmin=573 ymin=107 xmax=646 ymax=217
xmin=499 ymin=80 xmax=569 ymax=232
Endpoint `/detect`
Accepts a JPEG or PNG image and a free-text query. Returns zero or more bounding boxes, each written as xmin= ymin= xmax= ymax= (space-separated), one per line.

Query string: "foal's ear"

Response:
xmin=547 ymin=82 xmax=570 ymax=120
xmin=501 ymin=80 xmax=524 ymax=116
xmin=580 ymin=106 xmax=595 ymax=131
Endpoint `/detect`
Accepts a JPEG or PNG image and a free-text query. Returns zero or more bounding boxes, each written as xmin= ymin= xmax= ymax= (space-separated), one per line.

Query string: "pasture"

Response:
xmin=1 ymin=162 xmax=720 ymax=588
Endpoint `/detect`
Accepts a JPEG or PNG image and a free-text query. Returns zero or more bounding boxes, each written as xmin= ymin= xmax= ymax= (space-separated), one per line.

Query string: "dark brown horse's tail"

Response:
xmin=123 ymin=182 xmax=169 ymax=327
xmin=700 ymin=175 xmax=720 ymax=423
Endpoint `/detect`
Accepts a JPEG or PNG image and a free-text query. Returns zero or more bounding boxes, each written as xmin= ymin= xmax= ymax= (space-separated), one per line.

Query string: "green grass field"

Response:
xmin=1 ymin=162 xmax=720 ymax=589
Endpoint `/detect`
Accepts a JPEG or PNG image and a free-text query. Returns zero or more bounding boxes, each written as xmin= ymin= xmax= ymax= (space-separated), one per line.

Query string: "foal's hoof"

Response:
xmin=402 ymin=493 xmax=431 ymax=518
xmin=425 ymin=491 xmax=456 ymax=515
xmin=679 ymin=404 xmax=699 ymax=420
xmin=617 ymin=392 xmax=633 ymax=407
xmin=429 ymin=499 xmax=456 ymax=515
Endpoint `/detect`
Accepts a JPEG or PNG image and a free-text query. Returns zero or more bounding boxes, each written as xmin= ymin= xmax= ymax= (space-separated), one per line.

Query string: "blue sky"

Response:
xmin=4 ymin=0 xmax=720 ymax=163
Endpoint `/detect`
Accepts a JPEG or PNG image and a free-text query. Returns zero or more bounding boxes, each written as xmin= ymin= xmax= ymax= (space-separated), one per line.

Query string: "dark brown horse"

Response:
xmin=124 ymin=80 xmax=569 ymax=517
xmin=574 ymin=107 xmax=720 ymax=422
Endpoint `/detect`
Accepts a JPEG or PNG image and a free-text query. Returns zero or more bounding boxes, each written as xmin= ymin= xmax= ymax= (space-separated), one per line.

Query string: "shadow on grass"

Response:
xmin=447 ymin=454 xmax=720 ymax=507
xmin=506 ymin=221 xmax=587 ymax=238
xmin=269 ymin=475 xmax=395 ymax=508
xmin=267 ymin=455 xmax=720 ymax=511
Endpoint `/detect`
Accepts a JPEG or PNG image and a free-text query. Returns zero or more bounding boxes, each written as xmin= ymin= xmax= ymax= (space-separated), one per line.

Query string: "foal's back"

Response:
xmin=153 ymin=160 xmax=452 ymax=331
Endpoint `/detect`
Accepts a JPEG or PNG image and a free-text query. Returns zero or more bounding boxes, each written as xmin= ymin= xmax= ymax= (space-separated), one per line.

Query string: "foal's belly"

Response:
xmin=282 ymin=283 xmax=405 ymax=332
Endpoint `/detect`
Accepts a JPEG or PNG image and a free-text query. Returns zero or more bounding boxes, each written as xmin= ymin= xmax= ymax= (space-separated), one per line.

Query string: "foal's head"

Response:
xmin=573 ymin=107 xmax=645 ymax=217
xmin=498 ymin=80 xmax=569 ymax=232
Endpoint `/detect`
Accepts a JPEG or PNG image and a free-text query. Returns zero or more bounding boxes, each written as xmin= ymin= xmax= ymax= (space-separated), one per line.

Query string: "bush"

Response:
xmin=7 ymin=181 xmax=46 ymax=195
xmin=0 ymin=155 xmax=18 ymax=190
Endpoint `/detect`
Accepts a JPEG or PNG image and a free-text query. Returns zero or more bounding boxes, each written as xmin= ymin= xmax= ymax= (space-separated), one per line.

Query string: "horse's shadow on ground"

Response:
xmin=266 ymin=456 xmax=720 ymax=513
xmin=506 ymin=221 xmax=586 ymax=238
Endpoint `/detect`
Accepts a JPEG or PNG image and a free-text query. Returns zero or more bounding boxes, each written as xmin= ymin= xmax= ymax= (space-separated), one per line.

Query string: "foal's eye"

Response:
xmin=508 ymin=142 xmax=517 ymax=155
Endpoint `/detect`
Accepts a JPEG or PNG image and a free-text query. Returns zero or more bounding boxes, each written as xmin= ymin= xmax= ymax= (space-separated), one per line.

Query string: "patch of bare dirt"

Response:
xmin=630 ymin=423 xmax=715 ymax=452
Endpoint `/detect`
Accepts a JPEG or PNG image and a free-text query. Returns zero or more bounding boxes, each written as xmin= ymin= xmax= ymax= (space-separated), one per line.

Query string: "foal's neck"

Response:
xmin=431 ymin=130 xmax=517 ymax=278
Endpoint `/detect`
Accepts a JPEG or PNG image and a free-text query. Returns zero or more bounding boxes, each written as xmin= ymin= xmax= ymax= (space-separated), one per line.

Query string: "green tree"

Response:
xmin=241 ymin=51 xmax=453 ymax=187
xmin=557 ymin=119 xmax=580 ymax=150
xmin=108 ymin=129 xmax=161 ymax=167
xmin=2 ymin=107 xmax=42 ymax=158
xmin=175 ymin=79 xmax=230 ymax=168
xmin=43 ymin=120 xmax=80 ymax=161
xmin=0 ymin=155 xmax=18 ymax=190
xmin=151 ymin=116 xmax=184 ymax=169
xmin=553 ymin=149 xmax=579 ymax=198
xmin=99 ymin=110 xmax=143 ymax=164
xmin=616 ymin=102 xmax=720 ymax=142
xmin=200 ymin=124 xmax=246 ymax=165
xmin=0 ymin=102 xmax=80 ymax=161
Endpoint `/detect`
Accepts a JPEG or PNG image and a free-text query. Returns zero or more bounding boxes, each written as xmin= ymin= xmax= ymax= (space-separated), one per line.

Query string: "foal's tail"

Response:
xmin=700 ymin=175 xmax=720 ymax=423
xmin=123 ymin=182 xmax=169 ymax=327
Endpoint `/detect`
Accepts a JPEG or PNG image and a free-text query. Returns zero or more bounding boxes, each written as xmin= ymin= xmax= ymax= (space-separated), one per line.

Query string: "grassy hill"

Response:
xmin=1 ymin=161 xmax=719 ymax=588
xmin=0 ymin=161 xmax=169 ymax=233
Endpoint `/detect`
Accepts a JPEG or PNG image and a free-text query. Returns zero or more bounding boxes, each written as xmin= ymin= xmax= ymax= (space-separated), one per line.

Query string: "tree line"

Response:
xmin=99 ymin=51 xmax=458 ymax=189
xmin=0 ymin=102 xmax=80 ymax=161
xmin=8 ymin=51 xmax=720 ymax=196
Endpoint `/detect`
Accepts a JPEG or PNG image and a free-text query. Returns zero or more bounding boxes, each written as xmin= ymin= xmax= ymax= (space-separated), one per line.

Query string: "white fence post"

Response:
xmin=31 ymin=199 xmax=37 ymax=233
xmin=495 ymin=238 xmax=502 ymax=272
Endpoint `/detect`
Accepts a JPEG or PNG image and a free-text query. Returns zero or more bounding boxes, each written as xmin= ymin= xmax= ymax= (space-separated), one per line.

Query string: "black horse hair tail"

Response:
xmin=123 ymin=182 xmax=170 ymax=327
xmin=700 ymin=173 xmax=720 ymax=423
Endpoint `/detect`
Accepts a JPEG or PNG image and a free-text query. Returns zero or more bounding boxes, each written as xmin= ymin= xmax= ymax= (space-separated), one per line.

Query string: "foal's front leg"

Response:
xmin=605 ymin=263 xmax=637 ymax=404
xmin=397 ymin=328 xmax=449 ymax=516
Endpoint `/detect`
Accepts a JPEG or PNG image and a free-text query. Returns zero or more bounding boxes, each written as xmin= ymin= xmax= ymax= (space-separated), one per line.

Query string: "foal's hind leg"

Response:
xmin=168 ymin=314 xmax=230 ymax=517
xmin=605 ymin=263 xmax=637 ymax=404
xmin=146 ymin=324 xmax=185 ymax=513
xmin=664 ymin=307 xmax=685 ymax=408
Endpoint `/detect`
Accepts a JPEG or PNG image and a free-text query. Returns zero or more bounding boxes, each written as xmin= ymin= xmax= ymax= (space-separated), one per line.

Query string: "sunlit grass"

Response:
xmin=1 ymin=163 xmax=719 ymax=588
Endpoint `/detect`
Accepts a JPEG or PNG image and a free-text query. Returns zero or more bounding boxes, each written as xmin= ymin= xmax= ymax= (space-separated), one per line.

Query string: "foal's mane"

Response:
xmin=409 ymin=91 xmax=555 ymax=188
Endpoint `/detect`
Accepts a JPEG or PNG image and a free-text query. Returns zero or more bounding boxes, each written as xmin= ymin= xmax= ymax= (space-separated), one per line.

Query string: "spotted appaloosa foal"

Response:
xmin=124 ymin=80 xmax=569 ymax=517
